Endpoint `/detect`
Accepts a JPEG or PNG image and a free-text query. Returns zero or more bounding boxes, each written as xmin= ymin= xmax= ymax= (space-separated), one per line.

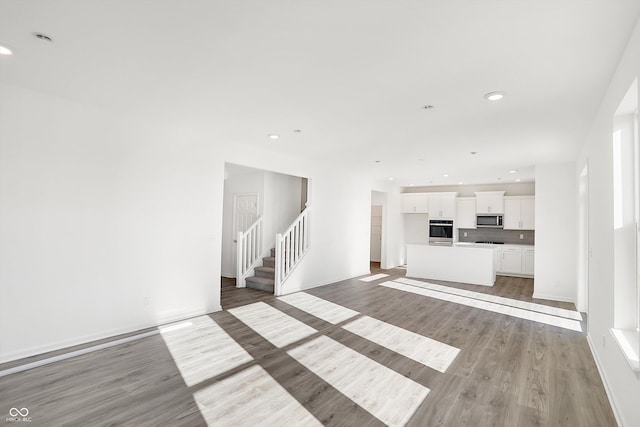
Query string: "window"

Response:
xmin=612 ymin=78 xmax=639 ymax=371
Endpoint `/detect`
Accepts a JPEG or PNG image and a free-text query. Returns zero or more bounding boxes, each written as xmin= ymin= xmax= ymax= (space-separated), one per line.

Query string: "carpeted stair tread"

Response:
xmin=255 ymin=266 xmax=275 ymax=279
xmin=244 ymin=248 xmax=277 ymax=293
xmin=245 ymin=276 xmax=275 ymax=292
xmin=262 ymin=256 xmax=276 ymax=268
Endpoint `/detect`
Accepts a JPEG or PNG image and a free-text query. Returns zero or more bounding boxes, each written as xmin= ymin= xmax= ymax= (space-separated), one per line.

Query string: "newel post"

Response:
xmin=274 ymin=233 xmax=282 ymax=296
xmin=236 ymin=231 xmax=245 ymax=288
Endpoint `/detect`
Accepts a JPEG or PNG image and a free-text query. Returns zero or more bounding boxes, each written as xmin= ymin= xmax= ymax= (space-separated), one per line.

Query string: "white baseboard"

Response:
xmin=532 ymin=292 xmax=576 ymax=304
xmin=496 ymin=273 xmax=534 ymax=279
xmin=0 ymin=305 xmax=222 ymax=365
xmin=586 ymin=334 xmax=623 ymax=427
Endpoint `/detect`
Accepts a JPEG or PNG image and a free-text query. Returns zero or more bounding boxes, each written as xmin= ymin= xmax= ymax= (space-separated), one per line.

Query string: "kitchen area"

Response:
xmin=402 ymin=186 xmax=535 ymax=286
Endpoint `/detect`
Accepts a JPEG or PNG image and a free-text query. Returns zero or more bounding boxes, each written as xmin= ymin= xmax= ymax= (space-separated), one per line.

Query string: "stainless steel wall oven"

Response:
xmin=429 ymin=220 xmax=453 ymax=244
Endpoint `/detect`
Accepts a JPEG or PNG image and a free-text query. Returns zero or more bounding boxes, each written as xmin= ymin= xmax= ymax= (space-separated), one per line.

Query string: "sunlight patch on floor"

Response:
xmin=396 ymin=277 xmax=583 ymax=321
xmin=278 ymin=292 xmax=359 ymax=324
xmin=381 ymin=281 xmax=583 ymax=332
xmin=343 ymin=315 xmax=460 ymax=373
xmin=287 ymin=335 xmax=429 ymax=426
xmin=194 ymin=364 xmax=322 ymax=427
xmin=160 ymin=316 xmax=253 ymax=387
xmin=359 ymin=273 xmax=390 ymax=282
xmin=228 ymin=301 xmax=317 ymax=348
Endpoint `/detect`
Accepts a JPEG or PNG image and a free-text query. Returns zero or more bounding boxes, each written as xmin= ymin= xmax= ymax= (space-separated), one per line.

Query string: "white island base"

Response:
xmin=406 ymin=244 xmax=496 ymax=286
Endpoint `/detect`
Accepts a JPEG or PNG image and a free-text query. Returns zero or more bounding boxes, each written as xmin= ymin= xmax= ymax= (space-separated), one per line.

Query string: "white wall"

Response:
xmin=0 ymin=83 xmax=371 ymax=362
xmin=371 ymin=191 xmax=385 ymax=205
xmin=575 ymin=15 xmax=640 ymax=427
xmin=220 ymin=170 xmax=265 ymax=277
xmin=0 ymin=83 xmax=223 ymax=362
xmin=263 ymin=171 xmax=303 ymax=248
xmin=404 ymin=215 xmax=430 ymax=245
xmin=382 ymin=188 xmax=405 ymax=268
xmin=405 ymin=182 xmax=535 ymax=197
xmin=533 ymin=162 xmax=577 ymax=303
xmin=277 ymin=171 xmax=372 ymax=294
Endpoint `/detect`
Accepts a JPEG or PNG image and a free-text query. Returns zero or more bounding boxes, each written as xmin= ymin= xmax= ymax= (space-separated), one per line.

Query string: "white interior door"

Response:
xmin=232 ymin=193 xmax=258 ymax=276
xmin=370 ymin=205 xmax=382 ymax=262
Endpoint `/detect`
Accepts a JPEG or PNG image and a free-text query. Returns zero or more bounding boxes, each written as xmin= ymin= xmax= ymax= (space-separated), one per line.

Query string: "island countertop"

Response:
xmin=406 ymin=243 xmax=496 ymax=286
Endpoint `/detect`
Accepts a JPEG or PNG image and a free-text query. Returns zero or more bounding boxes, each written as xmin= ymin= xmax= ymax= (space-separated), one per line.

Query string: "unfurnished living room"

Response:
xmin=1 ymin=1 xmax=640 ymax=426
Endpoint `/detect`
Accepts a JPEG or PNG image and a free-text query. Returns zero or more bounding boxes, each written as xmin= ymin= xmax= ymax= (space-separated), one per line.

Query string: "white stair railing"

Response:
xmin=236 ymin=217 xmax=263 ymax=287
xmin=275 ymin=208 xmax=310 ymax=296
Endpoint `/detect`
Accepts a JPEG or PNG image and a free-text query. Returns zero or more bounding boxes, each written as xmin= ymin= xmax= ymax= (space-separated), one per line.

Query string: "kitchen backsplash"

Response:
xmin=458 ymin=228 xmax=535 ymax=245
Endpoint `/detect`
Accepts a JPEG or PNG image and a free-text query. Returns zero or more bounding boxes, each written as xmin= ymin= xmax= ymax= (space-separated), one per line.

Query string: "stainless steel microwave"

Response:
xmin=476 ymin=214 xmax=503 ymax=228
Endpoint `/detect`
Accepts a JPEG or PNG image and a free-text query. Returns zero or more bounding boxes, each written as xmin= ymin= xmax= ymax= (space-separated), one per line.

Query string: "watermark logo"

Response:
xmin=6 ymin=408 xmax=31 ymax=423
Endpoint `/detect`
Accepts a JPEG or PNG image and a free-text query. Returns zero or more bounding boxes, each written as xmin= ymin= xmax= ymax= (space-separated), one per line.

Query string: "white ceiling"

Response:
xmin=1 ymin=0 xmax=639 ymax=187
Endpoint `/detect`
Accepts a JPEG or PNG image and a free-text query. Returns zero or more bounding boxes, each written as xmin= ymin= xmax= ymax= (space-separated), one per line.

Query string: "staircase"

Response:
xmin=245 ymin=248 xmax=276 ymax=293
xmin=238 ymin=207 xmax=310 ymax=296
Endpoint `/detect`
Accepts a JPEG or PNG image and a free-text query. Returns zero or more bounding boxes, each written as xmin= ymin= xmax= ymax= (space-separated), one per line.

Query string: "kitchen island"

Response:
xmin=406 ymin=243 xmax=496 ymax=286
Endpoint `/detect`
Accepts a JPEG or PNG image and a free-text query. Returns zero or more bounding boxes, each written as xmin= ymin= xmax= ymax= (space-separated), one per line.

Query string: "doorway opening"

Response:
xmin=371 ymin=191 xmax=386 ymax=270
xmin=370 ymin=205 xmax=382 ymax=263
xmin=221 ymin=162 xmax=308 ymax=305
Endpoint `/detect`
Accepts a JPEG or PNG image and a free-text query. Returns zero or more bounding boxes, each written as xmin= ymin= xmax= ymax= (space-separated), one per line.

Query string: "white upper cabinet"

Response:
xmin=456 ymin=197 xmax=476 ymax=228
xmin=503 ymin=198 xmax=520 ymax=229
xmin=428 ymin=193 xmax=457 ymax=219
xmin=474 ymin=191 xmax=505 ymax=214
xmin=504 ymin=196 xmax=535 ymax=230
xmin=520 ymin=197 xmax=535 ymax=229
xmin=401 ymin=193 xmax=429 ymax=213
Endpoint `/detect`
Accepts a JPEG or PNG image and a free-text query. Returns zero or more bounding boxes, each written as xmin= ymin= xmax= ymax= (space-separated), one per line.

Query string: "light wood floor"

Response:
xmin=0 ymin=265 xmax=615 ymax=426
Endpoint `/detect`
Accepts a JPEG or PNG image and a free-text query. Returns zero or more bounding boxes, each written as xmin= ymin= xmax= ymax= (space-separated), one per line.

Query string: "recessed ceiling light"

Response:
xmin=293 ymin=129 xmax=302 ymax=133
xmin=268 ymin=134 xmax=279 ymax=140
xmin=443 ymin=174 xmax=449 ymax=177
xmin=484 ymin=91 xmax=505 ymax=101
xmin=388 ymin=177 xmax=394 ymax=181
xmin=509 ymin=169 xmax=517 ymax=174
xmin=515 ymin=178 xmax=521 ymax=182
xmin=470 ymin=151 xmax=477 ymax=155
xmin=33 ymin=32 xmax=53 ymax=43
xmin=422 ymin=105 xmax=435 ymax=110
xmin=458 ymin=181 xmax=463 ymax=185
xmin=0 ymin=44 xmax=13 ymax=55
xmin=497 ymin=177 xmax=502 ymax=180
xmin=409 ymin=184 xmax=414 ymax=187
xmin=375 ymin=160 xmax=381 ymax=163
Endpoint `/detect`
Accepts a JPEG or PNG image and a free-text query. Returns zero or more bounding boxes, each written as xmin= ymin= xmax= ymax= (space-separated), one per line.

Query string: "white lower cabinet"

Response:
xmin=522 ymin=248 xmax=535 ymax=275
xmin=496 ymin=245 xmax=534 ymax=277
xmin=501 ymin=248 xmax=522 ymax=274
